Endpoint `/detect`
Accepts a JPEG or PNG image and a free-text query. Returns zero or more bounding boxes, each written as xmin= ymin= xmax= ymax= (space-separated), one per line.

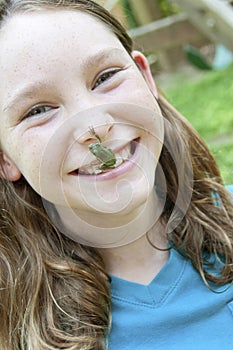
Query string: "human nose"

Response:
xmin=76 ymin=119 xmax=114 ymax=145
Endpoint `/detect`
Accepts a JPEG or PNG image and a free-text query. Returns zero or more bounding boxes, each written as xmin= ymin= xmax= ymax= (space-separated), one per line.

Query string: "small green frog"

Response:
xmin=88 ymin=127 xmax=116 ymax=171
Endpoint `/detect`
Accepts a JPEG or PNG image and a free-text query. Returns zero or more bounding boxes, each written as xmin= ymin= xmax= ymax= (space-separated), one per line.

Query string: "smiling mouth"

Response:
xmin=71 ymin=138 xmax=139 ymax=176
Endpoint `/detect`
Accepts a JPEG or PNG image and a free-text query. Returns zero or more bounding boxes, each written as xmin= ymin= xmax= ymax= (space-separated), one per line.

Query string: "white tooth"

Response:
xmin=115 ymin=157 xmax=123 ymax=167
xmin=121 ymin=148 xmax=129 ymax=160
xmin=92 ymin=165 xmax=98 ymax=172
xmin=88 ymin=166 xmax=95 ymax=175
xmin=91 ymin=165 xmax=102 ymax=175
xmin=115 ymin=154 xmax=122 ymax=160
xmin=80 ymin=159 xmax=102 ymax=173
xmin=94 ymin=168 xmax=102 ymax=175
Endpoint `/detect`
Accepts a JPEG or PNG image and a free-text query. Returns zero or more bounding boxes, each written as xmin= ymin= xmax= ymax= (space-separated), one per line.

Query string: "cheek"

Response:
xmin=5 ymin=134 xmax=46 ymax=190
xmin=114 ymin=73 xmax=159 ymax=110
xmin=110 ymin=94 xmax=163 ymax=143
xmin=19 ymin=150 xmax=41 ymax=189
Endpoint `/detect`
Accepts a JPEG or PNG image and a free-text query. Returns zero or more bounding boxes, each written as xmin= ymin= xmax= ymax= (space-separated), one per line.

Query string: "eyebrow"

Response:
xmin=82 ymin=47 xmax=127 ymax=71
xmin=2 ymin=48 xmax=128 ymax=113
xmin=3 ymin=83 xmax=48 ymax=112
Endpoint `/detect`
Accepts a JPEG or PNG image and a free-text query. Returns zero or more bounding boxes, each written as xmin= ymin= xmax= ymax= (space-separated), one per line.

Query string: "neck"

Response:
xmin=98 ymin=221 xmax=170 ymax=285
xmin=55 ymin=189 xmax=170 ymax=283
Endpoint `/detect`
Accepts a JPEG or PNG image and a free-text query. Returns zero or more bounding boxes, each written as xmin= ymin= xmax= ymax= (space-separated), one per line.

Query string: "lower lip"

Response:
xmin=75 ymin=138 xmax=140 ymax=181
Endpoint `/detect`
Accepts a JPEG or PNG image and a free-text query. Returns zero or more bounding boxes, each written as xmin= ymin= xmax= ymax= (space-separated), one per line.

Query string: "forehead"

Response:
xmin=0 ymin=8 xmax=117 ymax=42
xmin=0 ymin=9 xmax=124 ymax=71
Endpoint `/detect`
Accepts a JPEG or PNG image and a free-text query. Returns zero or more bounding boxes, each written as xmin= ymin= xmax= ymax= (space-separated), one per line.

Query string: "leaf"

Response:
xmin=184 ymin=44 xmax=213 ymax=70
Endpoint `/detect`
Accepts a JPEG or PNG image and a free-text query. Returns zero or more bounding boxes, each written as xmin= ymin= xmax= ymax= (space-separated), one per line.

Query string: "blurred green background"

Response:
xmin=164 ymin=64 xmax=233 ymax=185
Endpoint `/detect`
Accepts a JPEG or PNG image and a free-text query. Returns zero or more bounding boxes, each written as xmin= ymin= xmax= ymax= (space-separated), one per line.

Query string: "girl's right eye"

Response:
xmin=23 ymin=105 xmax=55 ymax=120
xmin=92 ymin=68 xmax=122 ymax=90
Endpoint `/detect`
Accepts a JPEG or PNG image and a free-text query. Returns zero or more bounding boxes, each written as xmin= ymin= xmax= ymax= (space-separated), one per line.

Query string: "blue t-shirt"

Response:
xmin=109 ymin=186 xmax=233 ymax=349
xmin=109 ymin=249 xmax=233 ymax=349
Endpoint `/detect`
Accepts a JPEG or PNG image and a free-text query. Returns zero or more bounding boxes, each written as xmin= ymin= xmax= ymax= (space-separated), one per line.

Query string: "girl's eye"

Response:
xmin=23 ymin=105 xmax=54 ymax=119
xmin=93 ymin=69 xmax=121 ymax=89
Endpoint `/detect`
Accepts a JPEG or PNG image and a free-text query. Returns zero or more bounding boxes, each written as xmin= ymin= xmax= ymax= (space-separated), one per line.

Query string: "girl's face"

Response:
xmin=0 ymin=9 xmax=164 ymax=218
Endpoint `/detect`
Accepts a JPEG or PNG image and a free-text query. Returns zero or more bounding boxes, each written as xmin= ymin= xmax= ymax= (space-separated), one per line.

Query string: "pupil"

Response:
xmin=32 ymin=107 xmax=45 ymax=115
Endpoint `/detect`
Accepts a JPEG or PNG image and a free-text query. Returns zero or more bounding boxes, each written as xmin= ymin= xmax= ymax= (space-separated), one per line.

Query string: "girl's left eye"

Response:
xmin=93 ymin=69 xmax=121 ymax=89
xmin=23 ymin=105 xmax=55 ymax=119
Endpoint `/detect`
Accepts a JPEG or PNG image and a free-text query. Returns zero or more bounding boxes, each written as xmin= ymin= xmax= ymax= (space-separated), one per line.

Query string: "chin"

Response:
xmin=86 ymin=178 xmax=154 ymax=216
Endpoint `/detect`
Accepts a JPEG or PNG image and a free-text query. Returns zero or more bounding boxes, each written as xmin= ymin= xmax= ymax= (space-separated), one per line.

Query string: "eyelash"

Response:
xmin=93 ymin=68 xmax=121 ymax=89
xmin=23 ymin=105 xmax=55 ymax=120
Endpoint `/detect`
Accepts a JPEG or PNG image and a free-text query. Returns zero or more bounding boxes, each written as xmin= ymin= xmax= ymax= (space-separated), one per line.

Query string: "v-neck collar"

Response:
xmin=110 ymin=249 xmax=187 ymax=306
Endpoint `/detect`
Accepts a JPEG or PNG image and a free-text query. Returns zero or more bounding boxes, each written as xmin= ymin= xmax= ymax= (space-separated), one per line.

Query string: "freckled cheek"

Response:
xmin=12 ymin=139 xmax=43 ymax=182
xmin=114 ymin=78 xmax=158 ymax=110
xmin=107 ymin=79 xmax=162 ymax=132
xmin=20 ymin=151 xmax=40 ymax=182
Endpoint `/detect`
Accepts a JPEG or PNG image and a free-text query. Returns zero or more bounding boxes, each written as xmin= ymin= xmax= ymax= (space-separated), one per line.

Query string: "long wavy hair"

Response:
xmin=0 ymin=1 xmax=232 ymax=349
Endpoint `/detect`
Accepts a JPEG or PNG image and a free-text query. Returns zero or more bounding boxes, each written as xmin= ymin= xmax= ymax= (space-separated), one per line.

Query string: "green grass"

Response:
xmin=165 ymin=64 xmax=233 ymax=185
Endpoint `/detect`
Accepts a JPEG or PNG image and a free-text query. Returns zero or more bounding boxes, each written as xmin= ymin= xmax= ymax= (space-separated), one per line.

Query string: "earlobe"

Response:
xmin=131 ymin=50 xmax=158 ymax=98
xmin=0 ymin=152 xmax=21 ymax=181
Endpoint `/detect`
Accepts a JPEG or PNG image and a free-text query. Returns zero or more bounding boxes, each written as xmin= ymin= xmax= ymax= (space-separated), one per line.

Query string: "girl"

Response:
xmin=0 ymin=1 xmax=232 ymax=349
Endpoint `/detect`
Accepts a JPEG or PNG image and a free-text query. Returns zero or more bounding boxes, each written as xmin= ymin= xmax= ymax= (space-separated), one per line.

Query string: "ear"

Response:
xmin=0 ymin=152 xmax=21 ymax=181
xmin=131 ymin=50 xmax=158 ymax=99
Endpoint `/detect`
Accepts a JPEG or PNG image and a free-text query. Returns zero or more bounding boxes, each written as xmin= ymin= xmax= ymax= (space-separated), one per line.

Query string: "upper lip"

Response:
xmin=68 ymin=138 xmax=138 ymax=174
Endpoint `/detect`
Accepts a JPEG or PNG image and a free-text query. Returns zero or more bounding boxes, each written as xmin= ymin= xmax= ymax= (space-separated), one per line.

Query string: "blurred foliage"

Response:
xmin=157 ymin=0 xmax=179 ymax=17
xmin=121 ymin=0 xmax=139 ymax=28
xmin=165 ymin=64 xmax=233 ymax=185
xmin=121 ymin=0 xmax=180 ymax=29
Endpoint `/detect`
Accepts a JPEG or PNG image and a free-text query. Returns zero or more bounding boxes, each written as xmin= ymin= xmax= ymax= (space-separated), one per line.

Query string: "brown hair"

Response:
xmin=0 ymin=1 xmax=232 ymax=349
